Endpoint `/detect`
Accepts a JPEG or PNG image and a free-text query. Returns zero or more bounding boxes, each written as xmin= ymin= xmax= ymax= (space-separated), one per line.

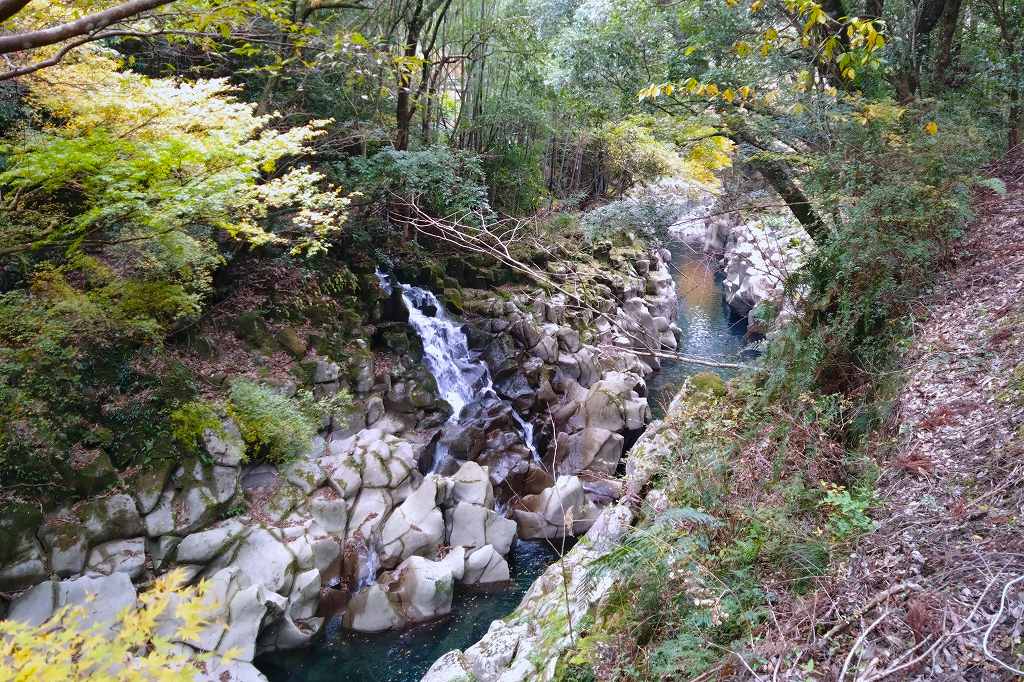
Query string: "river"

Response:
xmin=256 ymin=246 xmax=747 ymax=682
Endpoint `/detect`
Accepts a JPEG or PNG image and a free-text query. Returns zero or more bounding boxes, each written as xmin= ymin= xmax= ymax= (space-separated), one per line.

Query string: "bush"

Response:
xmin=343 ymin=145 xmax=491 ymax=219
xmin=170 ymin=400 xmax=224 ymax=454
xmin=227 ymin=380 xmax=317 ymax=463
xmin=580 ymin=194 xmax=686 ymax=243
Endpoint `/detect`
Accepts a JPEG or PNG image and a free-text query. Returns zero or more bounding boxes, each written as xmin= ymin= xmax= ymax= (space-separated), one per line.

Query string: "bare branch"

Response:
xmin=0 ymin=0 xmax=175 ymax=56
xmin=0 ymin=0 xmax=31 ymax=24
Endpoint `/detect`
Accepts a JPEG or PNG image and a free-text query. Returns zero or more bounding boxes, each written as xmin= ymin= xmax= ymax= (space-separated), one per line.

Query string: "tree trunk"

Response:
xmin=1010 ymin=59 xmax=1023 ymax=148
xmin=932 ymin=0 xmax=964 ymax=87
xmin=730 ymin=122 xmax=826 ymax=242
xmin=394 ymin=2 xmax=424 ymax=151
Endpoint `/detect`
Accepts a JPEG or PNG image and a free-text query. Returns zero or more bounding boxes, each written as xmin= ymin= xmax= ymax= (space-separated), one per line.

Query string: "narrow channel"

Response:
xmin=257 ymin=245 xmax=747 ymax=682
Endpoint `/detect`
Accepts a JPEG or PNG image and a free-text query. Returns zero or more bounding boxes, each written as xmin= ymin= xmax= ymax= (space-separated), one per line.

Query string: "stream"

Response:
xmin=256 ymin=248 xmax=746 ymax=682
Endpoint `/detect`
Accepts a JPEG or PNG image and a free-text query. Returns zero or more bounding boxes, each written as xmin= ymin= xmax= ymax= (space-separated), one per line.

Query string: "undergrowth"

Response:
xmin=554 ymin=99 xmax=997 ymax=681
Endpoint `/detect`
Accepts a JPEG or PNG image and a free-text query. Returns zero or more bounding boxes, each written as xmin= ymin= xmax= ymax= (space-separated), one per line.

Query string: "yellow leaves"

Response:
xmin=750 ymin=0 xmax=764 ymax=11
xmin=849 ymin=100 xmax=907 ymax=126
xmin=638 ymin=79 xmax=754 ymax=107
xmin=924 ymin=121 xmax=939 ymax=135
xmin=735 ymin=41 xmax=752 ymax=57
xmin=685 ymin=132 xmax=735 ymax=188
xmin=795 ymin=69 xmax=813 ymax=92
xmin=802 ymin=5 xmax=828 ymax=33
xmin=0 ymin=574 xmax=211 ymax=682
xmin=842 ymin=67 xmax=856 ymax=80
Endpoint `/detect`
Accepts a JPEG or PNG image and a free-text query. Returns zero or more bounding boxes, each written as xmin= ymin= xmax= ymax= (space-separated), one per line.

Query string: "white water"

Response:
xmin=357 ymin=541 xmax=381 ymax=590
xmin=376 ymin=271 xmax=541 ymax=471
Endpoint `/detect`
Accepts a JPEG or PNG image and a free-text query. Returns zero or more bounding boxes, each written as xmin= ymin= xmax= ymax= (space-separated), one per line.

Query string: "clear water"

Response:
xmin=256 ymin=540 xmax=563 ymax=682
xmin=645 ymin=244 xmax=749 ymax=418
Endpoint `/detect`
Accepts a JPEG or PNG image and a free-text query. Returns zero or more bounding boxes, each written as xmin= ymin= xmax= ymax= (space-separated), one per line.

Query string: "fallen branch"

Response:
xmin=393 ymin=194 xmax=753 ymax=371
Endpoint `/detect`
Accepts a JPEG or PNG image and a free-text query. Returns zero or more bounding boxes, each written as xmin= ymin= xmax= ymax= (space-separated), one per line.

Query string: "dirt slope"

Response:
xmin=768 ymin=156 xmax=1024 ymax=680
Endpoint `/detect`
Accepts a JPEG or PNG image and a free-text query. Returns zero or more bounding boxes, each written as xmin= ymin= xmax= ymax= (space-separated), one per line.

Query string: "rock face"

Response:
xmin=422 ymin=398 xmax=683 ymax=682
xmin=672 ymin=208 xmax=810 ymax=334
xmin=0 ymin=241 xmax=683 ymax=681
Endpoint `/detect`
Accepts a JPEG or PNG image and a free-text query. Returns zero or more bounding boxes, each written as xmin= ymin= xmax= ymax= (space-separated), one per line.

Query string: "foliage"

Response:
xmin=0 ymin=569 xmax=219 ymax=680
xmin=580 ymin=195 xmax=686 ymax=243
xmin=819 ymin=482 xmax=876 ymax=541
xmin=4 ymin=50 xmax=350 ymax=259
xmin=343 ymin=146 xmax=491 ymax=220
xmin=0 ymin=46 xmax=355 ymax=495
xmin=170 ymin=400 xmax=224 ymax=454
xmin=227 ymin=380 xmax=318 ymax=464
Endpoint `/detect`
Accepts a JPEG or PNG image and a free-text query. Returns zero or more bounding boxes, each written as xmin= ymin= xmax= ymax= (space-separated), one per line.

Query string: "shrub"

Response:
xmin=170 ymin=400 xmax=224 ymax=454
xmin=227 ymin=380 xmax=317 ymax=463
xmin=343 ymin=145 xmax=491 ymax=219
xmin=0 ymin=569 xmax=217 ymax=680
xmin=580 ymin=194 xmax=686 ymax=243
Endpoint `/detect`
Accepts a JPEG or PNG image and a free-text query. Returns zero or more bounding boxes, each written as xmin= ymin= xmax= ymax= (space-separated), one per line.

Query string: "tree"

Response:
xmin=0 ymin=0 xmax=302 ymax=80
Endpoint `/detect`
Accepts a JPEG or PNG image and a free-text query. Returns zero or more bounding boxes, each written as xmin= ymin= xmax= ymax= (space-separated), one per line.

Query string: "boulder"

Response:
xmin=211 ymin=528 xmax=296 ymax=594
xmin=346 ymin=488 xmax=395 ymax=541
xmin=513 ymin=476 xmax=592 ymax=540
xmin=0 ymin=534 xmax=47 ymax=591
xmin=554 ymin=427 xmax=624 ymax=476
xmin=176 ymin=519 xmax=248 ymax=564
xmin=343 ymin=583 xmax=404 ymax=632
xmin=309 ymin=490 xmax=348 ymax=535
xmin=8 ymin=573 xmax=137 ymax=629
xmin=422 ymin=651 xmax=473 ymax=682
xmin=446 ymin=502 xmax=517 ymax=555
xmin=203 ymin=421 xmax=246 ymax=467
xmin=445 ymin=461 xmax=494 ymax=508
xmin=462 ymin=545 xmax=510 ymax=585
xmin=379 ymin=475 xmax=445 ymax=568
xmin=387 ymin=554 xmax=459 ymax=624
xmin=280 ymin=459 xmax=326 ymax=494
xmin=84 ymin=537 xmax=146 ymax=578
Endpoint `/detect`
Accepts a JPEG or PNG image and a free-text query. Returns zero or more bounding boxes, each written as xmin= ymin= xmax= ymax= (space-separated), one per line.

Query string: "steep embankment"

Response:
xmin=762 ymin=156 xmax=1024 ymax=679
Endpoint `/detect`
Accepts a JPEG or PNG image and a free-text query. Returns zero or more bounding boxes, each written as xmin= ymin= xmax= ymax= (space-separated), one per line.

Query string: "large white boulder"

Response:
xmin=446 ymin=502 xmax=517 ymax=555
xmin=379 ymin=475 xmax=445 ymax=568
xmin=8 ymin=573 xmax=137 ymax=629
xmin=462 ymin=545 xmax=510 ymax=585
xmin=513 ymin=476 xmax=594 ymax=540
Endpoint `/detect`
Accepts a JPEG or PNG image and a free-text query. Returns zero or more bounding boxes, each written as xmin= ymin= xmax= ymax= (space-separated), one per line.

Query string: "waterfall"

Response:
xmin=376 ymin=271 xmax=541 ymax=470
xmin=357 ymin=541 xmax=381 ymax=591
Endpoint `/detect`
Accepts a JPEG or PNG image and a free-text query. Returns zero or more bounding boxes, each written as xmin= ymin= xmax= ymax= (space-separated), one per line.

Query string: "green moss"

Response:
xmin=688 ymin=371 xmax=726 ymax=397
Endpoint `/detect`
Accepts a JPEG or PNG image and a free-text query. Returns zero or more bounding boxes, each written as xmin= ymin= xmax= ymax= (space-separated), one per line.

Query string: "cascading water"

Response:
xmin=356 ymin=541 xmax=380 ymax=590
xmin=375 ymin=271 xmax=540 ymax=471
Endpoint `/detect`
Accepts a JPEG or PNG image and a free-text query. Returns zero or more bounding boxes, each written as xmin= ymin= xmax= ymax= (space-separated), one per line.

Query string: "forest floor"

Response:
xmin=767 ymin=154 xmax=1024 ymax=680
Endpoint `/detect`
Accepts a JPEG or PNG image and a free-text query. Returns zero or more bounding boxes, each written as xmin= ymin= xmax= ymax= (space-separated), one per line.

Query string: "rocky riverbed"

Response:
xmin=0 ymin=211 xmax=798 ymax=681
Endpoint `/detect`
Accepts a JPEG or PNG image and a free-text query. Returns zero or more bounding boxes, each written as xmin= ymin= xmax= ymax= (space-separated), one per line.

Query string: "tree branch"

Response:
xmin=0 ymin=0 xmax=176 ymax=56
xmin=0 ymin=0 xmax=31 ymax=25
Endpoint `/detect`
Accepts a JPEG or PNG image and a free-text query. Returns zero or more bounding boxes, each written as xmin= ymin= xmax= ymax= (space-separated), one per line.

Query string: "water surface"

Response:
xmin=257 ymin=540 xmax=562 ymax=682
xmin=645 ymin=244 xmax=749 ymax=417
